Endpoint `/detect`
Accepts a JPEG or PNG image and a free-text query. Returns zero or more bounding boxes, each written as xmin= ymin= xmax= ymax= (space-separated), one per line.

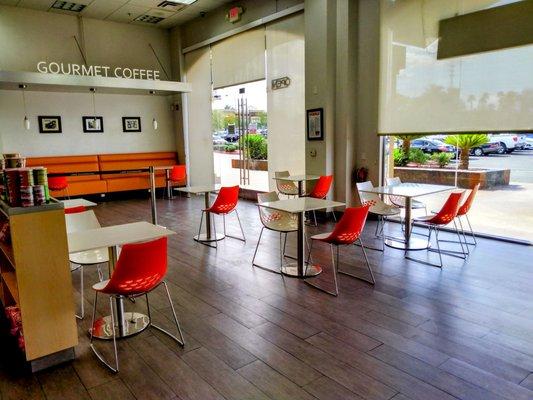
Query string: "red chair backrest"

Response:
xmin=170 ymin=165 xmax=187 ymax=182
xmin=310 ymin=175 xmax=333 ymax=199
xmin=64 ymin=205 xmax=87 ymax=214
xmin=101 ymin=237 xmax=168 ymax=296
xmin=48 ymin=176 xmax=68 ymax=190
xmin=323 ymin=205 xmax=370 ymax=245
xmin=208 ymin=185 xmax=240 ymax=214
xmin=427 ymin=191 xmax=464 ymax=225
xmin=457 ymin=183 xmax=479 ymax=216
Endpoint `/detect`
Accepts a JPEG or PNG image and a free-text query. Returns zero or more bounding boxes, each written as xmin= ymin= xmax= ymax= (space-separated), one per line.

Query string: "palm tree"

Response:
xmin=393 ymin=134 xmax=425 ymax=158
xmin=445 ymin=134 xmax=488 ymax=170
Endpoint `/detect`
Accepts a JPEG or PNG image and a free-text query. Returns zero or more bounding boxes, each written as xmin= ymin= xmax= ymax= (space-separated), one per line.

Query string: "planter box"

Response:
xmin=394 ymin=167 xmax=510 ymax=189
xmin=231 ymin=159 xmax=268 ymax=171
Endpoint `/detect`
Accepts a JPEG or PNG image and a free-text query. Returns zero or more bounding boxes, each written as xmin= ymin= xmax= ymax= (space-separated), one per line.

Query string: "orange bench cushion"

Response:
xmin=27 ymin=155 xmax=106 ymax=197
xmin=99 ymin=152 xmax=178 ymax=193
xmin=98 ymin=152 xmax=176 ymax=178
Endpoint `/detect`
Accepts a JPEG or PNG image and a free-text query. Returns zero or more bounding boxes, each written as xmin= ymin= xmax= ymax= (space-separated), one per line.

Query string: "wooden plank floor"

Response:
xmin=1 ymin=194 xmax=532 ymax=400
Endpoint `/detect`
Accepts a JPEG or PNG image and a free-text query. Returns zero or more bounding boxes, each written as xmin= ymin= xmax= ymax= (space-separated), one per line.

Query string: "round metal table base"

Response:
xmin=194 ymin=233 xmax=225 ymax=242
xmin=281 ymin=263 xmax=322 ymax=277
xmin=89 ymin=312 xmax=150 ymax=340
xmin=385 ymin=237 xmax=429 ymax=251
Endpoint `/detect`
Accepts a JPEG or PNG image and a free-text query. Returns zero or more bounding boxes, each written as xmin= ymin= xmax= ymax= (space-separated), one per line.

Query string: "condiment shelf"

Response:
xmin=0 ymin=198 xmax=77 ymax=371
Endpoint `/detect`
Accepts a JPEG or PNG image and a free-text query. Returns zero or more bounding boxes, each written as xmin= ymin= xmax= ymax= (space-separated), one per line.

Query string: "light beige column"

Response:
xmin=183 ymin=47 xmax=215 ymax=186
xmin=266 ymin=13 xmax=306 ymax=191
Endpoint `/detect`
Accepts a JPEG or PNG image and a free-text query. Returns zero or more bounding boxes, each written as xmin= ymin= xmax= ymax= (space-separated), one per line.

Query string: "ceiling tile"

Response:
xmin=105 ymin=3 xmax=150 ymax=23
xmin=81 ymin=0 xmax=127 ymax=19
xmin=0 ymin=0 xmax=20 ymax=6
xmin=127 ymin=0 xmax=160 ymax=7
xmin=17 ymin=0 xmax=55 ymax=11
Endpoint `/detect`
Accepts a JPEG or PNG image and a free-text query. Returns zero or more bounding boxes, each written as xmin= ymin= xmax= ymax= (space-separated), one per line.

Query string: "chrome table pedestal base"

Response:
xmin=193 ymin=233 xmax=225 ymax=242
xmin=90 ymin=312 xmax=150 ymax=340
xmin=384 ymin=237 xmax=429 ymax=251
xmin=281 ymin=263 xmax=322 ymax=277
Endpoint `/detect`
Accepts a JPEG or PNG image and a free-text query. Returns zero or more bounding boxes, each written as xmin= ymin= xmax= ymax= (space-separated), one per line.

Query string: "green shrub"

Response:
xmin=239 ymin=134 xmax=268 ymax=160
xmin=408 ymin=148 xmax=430 ymax=165
xmin=393 ymin=148 xmax=408 ymax=167
xmin=224 ymin=144 xmax=238 ymax=152
xmin=431 ymin=152 xmax=453 ymax=168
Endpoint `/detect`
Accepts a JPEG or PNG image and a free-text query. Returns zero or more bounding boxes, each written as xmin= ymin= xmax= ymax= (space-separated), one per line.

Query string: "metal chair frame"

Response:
xmin=71 ymin=262 xmax=104 ymax=320
xmin=406 ymin=219 xmax=468 ymax=268
xmin=304 ymin=238 xmax=375 ymax=296
xmin=197 ymin=209 xmax=246 ymax=249
xmin=252 ymin=228 xmax=312 ymax=275
xmin=89 ymin=280 xmax=185 ymax=373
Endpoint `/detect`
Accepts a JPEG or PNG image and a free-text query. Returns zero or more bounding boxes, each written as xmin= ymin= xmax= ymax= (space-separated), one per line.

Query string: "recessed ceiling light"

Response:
xmin=164 ymin=0 xmax=198 ymax=5
xmin=51 ymin=1 xmax=87 ymax=12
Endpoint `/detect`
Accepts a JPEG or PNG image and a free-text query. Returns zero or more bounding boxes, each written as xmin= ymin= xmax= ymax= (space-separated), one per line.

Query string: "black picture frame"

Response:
xmin=122 ymin=117 xmax=141 ymax=132
xmin=306 ymin=108 xmax=323 ymax=141
xmin=82 ymin=116 xmax=104 ymax=133
xmin=38 ymin=116 xmax=62 ymax=134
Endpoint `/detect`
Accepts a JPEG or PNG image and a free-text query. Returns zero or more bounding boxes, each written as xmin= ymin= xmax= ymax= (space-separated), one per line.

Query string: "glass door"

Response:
xmin=211 ymin=80 xmax=269 ymax=191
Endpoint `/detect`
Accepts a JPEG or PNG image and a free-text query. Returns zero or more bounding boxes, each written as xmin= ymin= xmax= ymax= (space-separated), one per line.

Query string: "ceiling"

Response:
xmin=0 ymin=0 xmax=232 ymax=28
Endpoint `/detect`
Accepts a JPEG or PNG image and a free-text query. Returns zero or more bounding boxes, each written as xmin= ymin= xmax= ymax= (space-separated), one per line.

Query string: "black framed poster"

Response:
xmin=307 ymin=108 xmax=323 ymax=141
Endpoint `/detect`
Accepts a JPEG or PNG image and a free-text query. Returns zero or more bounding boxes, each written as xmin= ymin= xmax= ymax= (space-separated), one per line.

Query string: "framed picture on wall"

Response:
xmin=307 ymin=108 xmax=323 ymax=141
xmin=82 ymin=116 xmax=104 ymax=133
xmin=122 ymin=117 xmax=141 ymax=132
xmin=38 ymin=116 xmax=62 ymax=134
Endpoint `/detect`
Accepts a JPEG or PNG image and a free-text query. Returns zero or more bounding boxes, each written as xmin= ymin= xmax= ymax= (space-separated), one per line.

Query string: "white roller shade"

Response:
xmin=379 ymin=0 xmax=533 ymax=134
xmin=211 ymin=27 xmax=266 ymax=89
xmin=184 ymin=47 xmax=214 ymax=185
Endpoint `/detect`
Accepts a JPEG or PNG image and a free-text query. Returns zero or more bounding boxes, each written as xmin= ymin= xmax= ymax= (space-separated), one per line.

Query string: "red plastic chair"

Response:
xmin=168 ymin=165 xmax=187 ymax=198
xmin=408 ymin=191 xmax=467 ymax=268
xmin=457 ymin=183 xmax=479 ymax=245
xmin=305 ymin=205 xmax=374 ymax=296
xmin=307 ymin=175 xmax=337 ymax=225
xmin=64 ymin=205 xmax=86 ymax=214
xmin=198 ymin=185 xmax=245 ymax=247
xmin=170 ymin=165 xmax=187 ymax=184
xmin=48 ymin=176 xmax=69 ymax=198
xmin=89 ymin=237 xmax=184 ymax=372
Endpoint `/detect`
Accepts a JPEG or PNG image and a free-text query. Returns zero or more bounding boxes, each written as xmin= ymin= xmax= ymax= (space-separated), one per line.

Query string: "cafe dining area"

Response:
xmin=0 ymin=0 xmax=532 ymax=400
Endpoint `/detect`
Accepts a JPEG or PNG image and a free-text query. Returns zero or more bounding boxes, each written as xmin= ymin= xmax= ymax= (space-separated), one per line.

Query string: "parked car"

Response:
xmin=524 ymin=137 xmax=533 ymax=150
xmin=489 ymin=133 xmax=520 ymax=154
xmin=515 ymin=134 xmax=528 ymax=150
xmin=223 ymin=132 xmax=240 ymax=142
xmin=469 ymin=141 xmax=501 ymax=156
xmin=410 ymin=139 xmax=456 ymax=154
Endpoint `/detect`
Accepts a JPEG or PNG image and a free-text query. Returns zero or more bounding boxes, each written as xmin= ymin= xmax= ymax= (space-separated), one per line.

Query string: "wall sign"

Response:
xmin=271 ymin=77 xmax=291 ymax=90
xmin=226 ymin=6 xmax=244 ymax=23
xmin=36 ymin=62 xmax=161 ymax=80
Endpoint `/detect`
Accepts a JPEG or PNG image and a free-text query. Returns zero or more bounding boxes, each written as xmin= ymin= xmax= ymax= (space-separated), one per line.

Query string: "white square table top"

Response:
xmin=272 ymin=174 xmax=320 ymax=182
xmin=361 ymin=183 xmax=456 ymax=198
xmin=62 ymin=198 xmax=97 ymax=208
xmin=175 ymin=184 xmax=221 ymax=194
xmin=260 ymin=197 xmax=344 ymax=213
xmin=68 ymin=221 xmax=175 ymax=253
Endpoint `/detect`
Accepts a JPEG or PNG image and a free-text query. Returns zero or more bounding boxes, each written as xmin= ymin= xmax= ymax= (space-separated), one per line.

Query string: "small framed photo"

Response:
xmin=122 ymin=117 xmax=141 ymax=132
xmin=38 ymin=116 xmax=62 ymax=134
xmin=307 ymin=108 xmax=323 ymax=141
xmin=82 ymin=116 xmax=104 ymax=133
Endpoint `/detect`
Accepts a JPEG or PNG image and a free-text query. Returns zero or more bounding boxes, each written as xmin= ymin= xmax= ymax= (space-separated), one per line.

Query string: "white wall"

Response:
xmin=0 ymin=90 xmax=175 ymax=156
xmin=0 ymin=5 xmax=177 ymax=157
